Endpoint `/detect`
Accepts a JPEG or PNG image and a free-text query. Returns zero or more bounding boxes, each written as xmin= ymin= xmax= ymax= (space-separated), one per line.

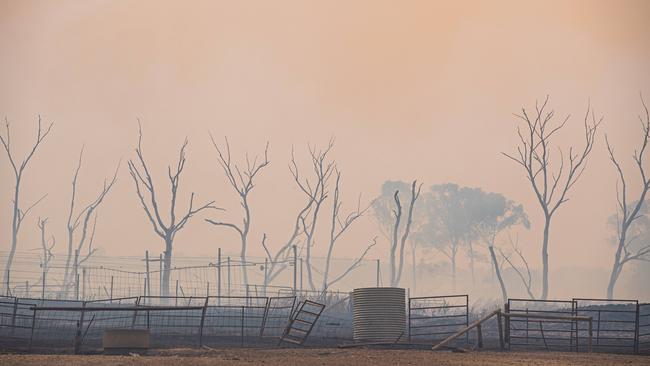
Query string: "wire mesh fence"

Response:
xmin=0 ymin=292 xmax=352 ymax=352
xmin=2 ymin=251 xmax=649 ymax=355
xmin=0 ymin=250 xmax=382 ymax=301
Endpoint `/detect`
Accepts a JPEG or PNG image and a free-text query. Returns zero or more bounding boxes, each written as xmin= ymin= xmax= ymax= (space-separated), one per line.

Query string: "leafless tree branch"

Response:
xmin=502 ymin=97 xmax=600 ymax=299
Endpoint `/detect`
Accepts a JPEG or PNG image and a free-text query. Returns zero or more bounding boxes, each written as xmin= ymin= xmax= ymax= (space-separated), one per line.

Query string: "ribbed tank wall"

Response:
xmin=352 ymin=287 xmax=406 ymax=342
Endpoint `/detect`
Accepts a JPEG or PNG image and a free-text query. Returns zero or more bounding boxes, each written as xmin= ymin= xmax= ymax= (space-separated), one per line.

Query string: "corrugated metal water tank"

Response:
xmin=352 ymin=287 xmax=406 ymax=341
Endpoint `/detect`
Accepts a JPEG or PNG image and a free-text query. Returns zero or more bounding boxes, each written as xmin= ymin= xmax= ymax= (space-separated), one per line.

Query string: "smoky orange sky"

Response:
xmin=1 ymin=0 xmax=650 ymax=299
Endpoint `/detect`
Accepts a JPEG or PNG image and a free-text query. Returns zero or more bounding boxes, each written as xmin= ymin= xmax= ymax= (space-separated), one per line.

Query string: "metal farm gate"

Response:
xmin=573 ymin=298 xmax=639 ymax=354
xmin=0 ymin=295 xmax=300 ymax=352
xmin=408 ymin=295 xmax=469 ymax=345
xmin=505 ymin=299 xmax=577 ymax=352
xmin=506 ymin=298 xmax=648 ymax=354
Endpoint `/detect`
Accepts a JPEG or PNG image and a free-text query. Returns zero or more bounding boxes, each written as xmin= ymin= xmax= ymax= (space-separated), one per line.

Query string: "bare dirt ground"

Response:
xmin=0 ymin=348 xmax=648 ymax=366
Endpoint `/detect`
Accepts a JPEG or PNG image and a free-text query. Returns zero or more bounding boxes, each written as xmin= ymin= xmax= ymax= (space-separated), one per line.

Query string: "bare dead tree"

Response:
xmin=37 ymin=217 xmax=55 ymax=285
xmin=62 ymin=148 xmax=119 ymax=291
xmin=128 ymin=122 xmax=217 ymax=296
xmin=292 ymin=141 xmax=335 ymax=290
xmin=259 ymin=143 xmax=340 ymax=292
xmin=503 ymin=97 xmax=600 ymax=299
xmin=389 ymin=180 xmax=421 ymax=287
xmin=489 ymin=244 xmax=508 ymax=303
xmin=260 ymin=233 xmax=293 ymax=291
xmin=0 ymin=116 xmax=53 ymax=287
xmin=321 ymin=170 xmax=375 ymax=292
xmin=260 ymin=189 xmax=316 ymax=289
xmin=322 ymin=237 xmax=377 ymax=294
xmin=476 ymin=223 xmax=509 ymax=303
xmin=499 ymin=234 xmax=535 ymax=299
xmin=605 ymin=95 xmax=650 ymax=299
xmin=472 ymin=195 xmax=529 ymax=304
xmin=205 ymin=136 xmax=269 ymax=288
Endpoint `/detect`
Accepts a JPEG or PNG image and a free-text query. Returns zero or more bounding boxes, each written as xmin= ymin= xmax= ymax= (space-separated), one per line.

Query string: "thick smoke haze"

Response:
xmin=1 ymin=0 xmax=649 ymax=301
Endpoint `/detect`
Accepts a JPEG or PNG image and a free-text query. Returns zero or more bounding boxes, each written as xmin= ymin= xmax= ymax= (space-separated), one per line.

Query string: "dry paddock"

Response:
xmin=0 ymin=348 xmax=649 ymax=366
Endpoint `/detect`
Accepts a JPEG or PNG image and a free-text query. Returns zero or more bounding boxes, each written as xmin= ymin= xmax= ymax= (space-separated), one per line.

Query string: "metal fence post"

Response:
xmin=465 ymin=294 xmax=469 ymax=345
xmin=217 ymin=248 xmax=221 ymax=305
xmin=376 ymin=259 xmax=380 ymax=287
xmin=505 ymin=301 xmax=510 ymax=349
xmin=82 ymin=268 xmax=86 ymax=300
xmin=145 ymin=250 xmax=150 ymax=297
xmin=74 ymin=249 xmax=79 ymax=299
xmin=28 ymin=308 xmax=37 ymax=351
xmin=292 ymin=245 xmax=297 ymax=295
xmin=634 ymin=301 xmax=641 ymax=355
xmin=404 ymin=296 xmax=411 ymax=342
xmin=570 ymin=300 xmax=576 ymax=351
xmin=227 ymin=257 xmax=231 ymax=296
xmin=299 ymin=258 xmax=303 ymax=292
xmin=260 ymin=297 xmax=271 ymax=337
xmin=159 ymin=254 xmax=163 ymax=296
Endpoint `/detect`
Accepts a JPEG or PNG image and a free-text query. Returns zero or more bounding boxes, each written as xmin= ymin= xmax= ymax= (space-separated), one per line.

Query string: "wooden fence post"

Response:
xmin=131 ymin=296 xmax=141 ymax=328
xmin=198 ymin=297 xmax=209 ymax=346
xmin=41 ymin=267 xmax=46 ymax=299
xmin=73 ymin=301 xmax=87 ymax=354
xmin=5 ymin=269 xmax=10 ymax=296
xmin=10 ymin=297 xmax=18 ymax=336
xmin=241 ymin=306 xmax=245 ymax=346
xmin=142 ymin=276 xmax=147 ymax=303
xmin=264 ymin=258 xmax=268 ymax=297
xmin=497 ymin=311 xmax=504 ymax=350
